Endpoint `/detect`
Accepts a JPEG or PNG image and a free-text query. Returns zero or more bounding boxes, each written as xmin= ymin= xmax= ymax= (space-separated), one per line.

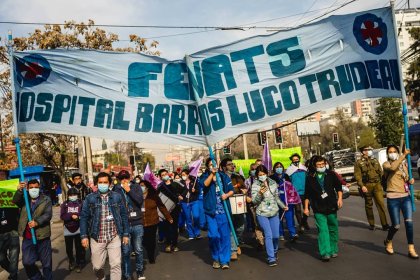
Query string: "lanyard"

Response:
xmin=316 ymin=173 xmax=326 ymax=192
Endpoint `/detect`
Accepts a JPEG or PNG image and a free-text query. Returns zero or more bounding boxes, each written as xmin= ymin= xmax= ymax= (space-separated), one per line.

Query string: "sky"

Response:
xmin=0 ymin=0 xmax=418 ymax=165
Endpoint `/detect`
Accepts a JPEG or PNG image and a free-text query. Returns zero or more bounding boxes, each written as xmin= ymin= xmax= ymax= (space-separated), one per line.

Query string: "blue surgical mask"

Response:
xmin=98 ymin=184 xmax=109 ymax=193
xmin=259 ymin=175 xmax=267 ymax=182
xmin=28 ymin=188 xmax=40 ymax=199
xmin=69 ymin=196 xmax=78 ymax=202
xmin=162 ymin=175 xmax=170 ymax=181
xmin=250 ymin=170 xmax=256 ymax=177
xmin=316 ymin=167 xmax=326 ymax=173
xmin=275 ymin=167 xmax=283 ymax=175
xmin=141 ymin=186 xmax=146 ymax=193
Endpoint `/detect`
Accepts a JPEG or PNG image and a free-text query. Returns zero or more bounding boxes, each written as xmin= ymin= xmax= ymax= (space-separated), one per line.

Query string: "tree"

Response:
xmin=369 ymin=98 xmax=403 ymax=147
xmin=0 ymin=20 xmax=159 ymax=194
xmin=406 ymin=28 xmax=420 ymax=105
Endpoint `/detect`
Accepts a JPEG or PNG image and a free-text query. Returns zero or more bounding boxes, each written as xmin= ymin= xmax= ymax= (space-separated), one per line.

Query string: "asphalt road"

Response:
xmin=1 ymin=195 xmax=420 ymax=280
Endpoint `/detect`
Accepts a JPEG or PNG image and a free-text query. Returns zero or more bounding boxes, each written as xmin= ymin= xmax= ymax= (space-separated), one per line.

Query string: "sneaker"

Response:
xmin=158 ymin=239 xmax=165 ymax=244
xmin=69 ymin=262 xmax=75 ymax=271
xmin=188 ymin=237 xmax=194 ymax=240
xmin=221 ymin=264 xmax=230 ymax=269
xmin=279 ymin=236 xmax=285 ymax=241
xmin=298 ymin=226 xmax=305 ymax=234
xmin=268 ymin=261 xmax=277 ymax=267
xmin=212 ymin=261 xmax=221 ymax=269
xmin=230 ymin=252 xmax=238 ymax=260
xmin=75 ymin=265 xmax=81 ymax=273
xmin=165 ymin=245 xmax=172 ymax=253
xmin=237 ymin=247 xmax=241 ymax=255
xmin=195 ymin=235 xmax=202 ymax=239
xmin=291 ymin=234 xmax=299 ymax=242
xmin=321 ymin=255 xmax=330 ymax=262
xmin=331 ymin=253 xmax=338 ymax=258
xmin=137 ymin=271 xmax=146 ymax=280
xmin=172 ymin=246 xmax=179 ymax=252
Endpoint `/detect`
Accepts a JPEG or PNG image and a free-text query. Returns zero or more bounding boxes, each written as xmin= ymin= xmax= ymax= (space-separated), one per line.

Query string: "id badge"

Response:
xmin=130 ymin=212 xmax=137 ymax=218
xmin=1 ymin=220 xmax=7 ymax=226
xmin=106 ymin=215 xmax=114 ymax=221
xmin=321 ymin=192 xmax=328 ymax=199
xmin=404 ymin=183 xmax=409 ymax=193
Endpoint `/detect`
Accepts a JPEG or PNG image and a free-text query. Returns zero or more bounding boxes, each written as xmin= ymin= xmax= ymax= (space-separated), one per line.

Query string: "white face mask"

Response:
xmin=181 ymin=176 xmax=188 ymax=181
xmin=388 ymin=152 xmax=399 ymax=161
xmin=259 ymin=175 xmax=267 ymax=182
xmin=29 ymin=188 xmax=40 ymax=199
xmin=367 ymin=150 xmax=373 ymax=157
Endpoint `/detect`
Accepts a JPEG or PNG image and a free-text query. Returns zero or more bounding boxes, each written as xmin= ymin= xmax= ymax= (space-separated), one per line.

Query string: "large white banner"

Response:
xmin=13 ymin=7 xmax=401 ymax=146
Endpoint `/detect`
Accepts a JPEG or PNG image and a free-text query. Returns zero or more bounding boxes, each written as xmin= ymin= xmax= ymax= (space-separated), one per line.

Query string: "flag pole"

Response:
xmin=390 ymin=0 xmax=415 ymax=211
xmin=7 ymin=31 xmax=37 ymax=244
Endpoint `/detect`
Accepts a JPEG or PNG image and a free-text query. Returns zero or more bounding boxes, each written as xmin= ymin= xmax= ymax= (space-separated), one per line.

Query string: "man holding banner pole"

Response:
xmin=13 ymin=179 xmax=53 ymax=280
xmin=200 ymin=157 xmax=234 ymax=269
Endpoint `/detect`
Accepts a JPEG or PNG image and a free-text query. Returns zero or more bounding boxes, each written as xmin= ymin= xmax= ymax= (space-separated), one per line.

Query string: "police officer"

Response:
xmin=354 ymin=146 xmax=389 ymax=231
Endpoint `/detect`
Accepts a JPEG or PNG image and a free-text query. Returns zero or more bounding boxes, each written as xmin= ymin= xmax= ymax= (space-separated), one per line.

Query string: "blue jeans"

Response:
xmin=257 ymin=215 xmax=280 ymax=262
xmin=206 ymin=213 xmax=231 ymax=265
xmin=122 ymin=224 xmax=144 ymax=278
xmin=22 ymin=238 xmax=52 ymax=280
xmin=0 ymin=231 xmax=20 ymax=280
xmin=181 ymin=201 xmax=201 ymax=238
xmin=279 ymin=204 xmax=296 ymax=237
xmin=387 ymin=196 xmax=414 ymax=244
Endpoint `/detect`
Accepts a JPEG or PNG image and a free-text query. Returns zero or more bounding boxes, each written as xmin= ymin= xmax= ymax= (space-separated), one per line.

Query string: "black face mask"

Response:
xmin=75 ymin=183 xmax=82 ymax=188
xmin=292 ymin=162 xmax=299 ymax=166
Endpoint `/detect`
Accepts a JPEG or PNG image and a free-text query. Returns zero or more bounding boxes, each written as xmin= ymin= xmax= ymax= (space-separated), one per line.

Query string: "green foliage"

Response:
xmin=369 ymin=98 xmax=403 ymax=147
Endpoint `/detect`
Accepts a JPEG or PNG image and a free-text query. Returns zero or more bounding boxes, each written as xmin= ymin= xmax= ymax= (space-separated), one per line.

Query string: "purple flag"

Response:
xmin=262 ymin=142 xmax=272 ymax=173
xmin=143 ymin=163 xmax=161 ymax=189
xmin=188 ymin=158 xmax=203 ymax=177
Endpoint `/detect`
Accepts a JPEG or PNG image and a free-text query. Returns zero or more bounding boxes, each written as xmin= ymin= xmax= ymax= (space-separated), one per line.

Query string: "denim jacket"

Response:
xmin=80 ymin=191 xmax=129 ymax=241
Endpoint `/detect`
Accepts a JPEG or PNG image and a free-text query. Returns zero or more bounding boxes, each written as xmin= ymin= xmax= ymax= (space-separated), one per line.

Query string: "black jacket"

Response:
xmin=304 ymin=171 xmax=342 ymax=215
xmin=157 ymin=181 xmax=186 ymax=209
xmin=113 ymin=183 xmax=144 ymax=227
xmin=0 ymin=208 xmax=19 ymax=234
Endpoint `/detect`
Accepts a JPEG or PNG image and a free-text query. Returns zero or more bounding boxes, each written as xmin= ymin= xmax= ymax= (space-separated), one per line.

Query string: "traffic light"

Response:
xmin=258 ymin=131 xmax=267 ymax=146
xmin=274 ymin=128 xmax=282 ymax=145
xmin=129 ymin=155 xmax=135 ymax=165
xmin=333 ymin=133 xmax=339 ymax=144
xmin=223 ymin=145 xmax=231 ymax=154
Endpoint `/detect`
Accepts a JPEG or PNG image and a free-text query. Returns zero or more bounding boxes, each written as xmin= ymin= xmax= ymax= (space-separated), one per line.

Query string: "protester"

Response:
xmin=13 ymin=179 xmax=53 ymax=280
xmin=60 ymin=187 xmax=83 ymax=273
xmin=252 ymin=165 xmax=287 ymax=267
xmin=0 ymin=207 xmax=20 ymax=280
xmin=180 ymin=169 xmax=201 ymax=240
xmin=70 ymin=172 xmax=91 ymax=201
xmin=174 ymin=172 xmax=186 ymax=233
xmin=140 ymin=180 xmax=173 ymax=265
xmin=157 ymin=169 xmax=185 ymax=253
xmin=113 ymin=170 xmax=146 ymax=280
xmin=304 ymin=156 xmax=343 ymax=262
xmin=382 ymin=145 xmax=418 ymax=259
xmin=196 ymin=170 xmax=207 ymax=231
xmin=230 ymin=174 xmax=247 ymax=258
xmin=80 ymin=172 xmax=129 ymax=280
xmin=285 ymin=153 xmax=309 ymax=233
xmin=270 ymin=162 xmax=300 ymax=242
xmin=354 ymin=146 xmax=389 ymax=230
xmin=200 ymin=158 xmax=234 ymax=269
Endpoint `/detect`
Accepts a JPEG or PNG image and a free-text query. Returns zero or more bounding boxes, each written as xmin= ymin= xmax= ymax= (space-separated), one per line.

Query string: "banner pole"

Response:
xmin=7 ymin=31 xmax=37 ymax=243
xmin=208 ymin=146 xmax=239 ymax=246
xmin=390 ymin=1 xmax=415 ymax=211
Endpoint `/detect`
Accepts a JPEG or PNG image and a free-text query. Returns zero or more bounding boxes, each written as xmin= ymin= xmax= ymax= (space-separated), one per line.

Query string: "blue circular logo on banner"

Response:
xmin=15 ymin=54 xmax=51 ymax=87
xmin=353 ymin=13 xmax=388 ymax=55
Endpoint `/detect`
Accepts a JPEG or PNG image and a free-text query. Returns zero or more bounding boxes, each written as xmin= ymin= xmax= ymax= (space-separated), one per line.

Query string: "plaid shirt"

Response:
xmin=97 ymin=194 xmax=117 ymax=243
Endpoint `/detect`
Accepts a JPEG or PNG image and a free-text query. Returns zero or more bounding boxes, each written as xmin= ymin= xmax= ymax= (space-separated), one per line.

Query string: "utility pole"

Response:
xmin=243 ymin=134 xmax=249 ymax=160
xmin=0 ymin=114 xmax=4 ymax=152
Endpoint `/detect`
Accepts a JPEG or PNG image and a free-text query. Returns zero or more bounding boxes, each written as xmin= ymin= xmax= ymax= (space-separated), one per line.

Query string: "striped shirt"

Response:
xmin=97 ymin=194 xmax=117 ymax=243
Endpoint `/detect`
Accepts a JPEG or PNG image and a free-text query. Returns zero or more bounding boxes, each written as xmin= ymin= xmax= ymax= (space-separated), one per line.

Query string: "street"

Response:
xmin=2 ymin=193 xmax=420 ymax=280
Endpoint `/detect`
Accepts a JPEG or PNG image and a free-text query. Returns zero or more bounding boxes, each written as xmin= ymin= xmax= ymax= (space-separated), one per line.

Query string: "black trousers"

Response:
xmin=64 ymin=234 xmax=83 ymax=265
xmin=143 ymin=224 xmax=158 ymax=262
xmin=163 ymin=206 xmax=180 ymax=247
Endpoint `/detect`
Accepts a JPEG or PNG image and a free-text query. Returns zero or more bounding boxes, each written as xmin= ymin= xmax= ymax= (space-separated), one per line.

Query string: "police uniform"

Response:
xmin=354 ymin=155 xmax=389 ymax=228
